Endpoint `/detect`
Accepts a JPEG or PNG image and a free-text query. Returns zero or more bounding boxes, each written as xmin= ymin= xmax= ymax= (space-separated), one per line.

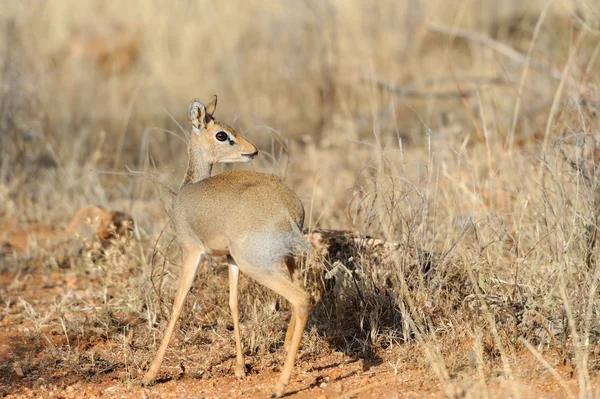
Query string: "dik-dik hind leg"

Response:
xmin=142 ymin=248 xmax=204 ymax=385
xmin=232 ymin=254 xmax=309 ymax=398
xmin=227 ymin=256 xmax=246 ymax=378
xmin=284 ymin=256 xmax=304 ymax=353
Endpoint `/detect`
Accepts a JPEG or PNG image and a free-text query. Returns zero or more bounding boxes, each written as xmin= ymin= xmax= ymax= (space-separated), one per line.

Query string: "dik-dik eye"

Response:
xmin=215 ymin=132 xmax=228 ymax=142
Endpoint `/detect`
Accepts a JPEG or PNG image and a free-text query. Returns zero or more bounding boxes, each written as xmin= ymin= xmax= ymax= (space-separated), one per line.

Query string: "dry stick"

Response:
xmin=519 ymin=338 xmax=575 ymax=399
xmin=369 ymin=74 xmax=512 ymax=100
xmin=508 ymin=0 xmax=554 ymax=154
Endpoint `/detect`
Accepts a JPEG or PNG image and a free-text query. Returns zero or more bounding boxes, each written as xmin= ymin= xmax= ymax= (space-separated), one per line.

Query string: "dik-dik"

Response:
xmin=142 ymin=96 xmax=311 ymax=398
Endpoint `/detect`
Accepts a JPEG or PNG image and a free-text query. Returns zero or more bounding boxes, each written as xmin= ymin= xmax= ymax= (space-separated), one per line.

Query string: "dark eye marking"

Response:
xmin=215 ymin=132 xmax=228 ymax=142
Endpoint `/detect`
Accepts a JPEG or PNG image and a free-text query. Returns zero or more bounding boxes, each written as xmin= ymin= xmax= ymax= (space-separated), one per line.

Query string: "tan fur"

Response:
xmin=143 ymin=96 xmax=311 ymax=398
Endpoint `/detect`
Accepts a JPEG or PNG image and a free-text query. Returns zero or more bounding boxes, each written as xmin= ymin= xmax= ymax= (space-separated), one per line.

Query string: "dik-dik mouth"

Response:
xmin=242 ymin=151 xmax=259 ymax=159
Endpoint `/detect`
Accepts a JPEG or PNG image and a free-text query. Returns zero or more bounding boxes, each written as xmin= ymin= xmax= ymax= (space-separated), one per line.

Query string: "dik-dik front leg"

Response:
xmin=142 ymin=248 xmax=204 ymax=385
xmin=228 ymin=256 xmax=246 ymax=378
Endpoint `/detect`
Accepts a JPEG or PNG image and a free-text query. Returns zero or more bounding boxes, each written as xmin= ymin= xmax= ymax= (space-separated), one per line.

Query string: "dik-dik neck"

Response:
xmin=180 ymin=145 xmax=213 ymax=188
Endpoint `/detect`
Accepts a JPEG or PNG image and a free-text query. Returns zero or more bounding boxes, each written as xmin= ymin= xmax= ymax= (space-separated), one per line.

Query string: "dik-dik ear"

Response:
xmin=205 ymin=95 xmax=217 ymax=116
xmin=187 ymin=99 xmax=208 ymax=131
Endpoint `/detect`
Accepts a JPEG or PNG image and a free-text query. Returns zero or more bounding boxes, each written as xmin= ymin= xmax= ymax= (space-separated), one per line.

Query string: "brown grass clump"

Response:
xmin=2 ymin=0 xmax=600 ymax=397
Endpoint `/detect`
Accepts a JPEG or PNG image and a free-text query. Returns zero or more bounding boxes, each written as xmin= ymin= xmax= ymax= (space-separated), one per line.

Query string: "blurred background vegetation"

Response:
xmin=2 ymin=0 xmax=600 ymax=395
xmin=1 ymin=0 xmax=598 ymax=224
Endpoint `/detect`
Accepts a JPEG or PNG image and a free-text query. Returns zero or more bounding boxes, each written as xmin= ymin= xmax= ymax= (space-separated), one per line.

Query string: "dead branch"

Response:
xmin=368 ymin=74 xmax=513 ymax=100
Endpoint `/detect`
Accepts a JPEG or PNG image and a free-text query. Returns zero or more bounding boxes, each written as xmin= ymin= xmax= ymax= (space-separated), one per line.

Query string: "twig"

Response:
xmin=369 ymin=74 xmax=512 ymax=100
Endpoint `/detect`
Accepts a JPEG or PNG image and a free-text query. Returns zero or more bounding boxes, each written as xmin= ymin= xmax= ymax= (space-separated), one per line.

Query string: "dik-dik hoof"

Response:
xmin=141 ymin=370 xmax=157 ymax=387
xmin=234 ymin=364 xmax=246 ymax=379
xmin=271 ymin=382 xmax=287 ymax=398
xmin=141 ymin=379 xmax=153 ymax=387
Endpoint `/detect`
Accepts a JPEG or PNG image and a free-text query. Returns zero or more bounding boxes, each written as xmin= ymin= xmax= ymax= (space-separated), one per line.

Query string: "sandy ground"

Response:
xmin=0 ymin=222 xmax=589 ymax=399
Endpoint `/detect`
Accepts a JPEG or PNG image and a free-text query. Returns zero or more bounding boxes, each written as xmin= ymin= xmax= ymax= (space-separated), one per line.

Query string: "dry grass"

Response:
xmin=2 ymin=0 xmax=600 ymax=397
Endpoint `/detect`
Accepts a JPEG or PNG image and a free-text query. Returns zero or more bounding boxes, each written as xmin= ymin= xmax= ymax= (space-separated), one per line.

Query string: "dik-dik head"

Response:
xmin=187 ymin=96 xmax=258 ymax=164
